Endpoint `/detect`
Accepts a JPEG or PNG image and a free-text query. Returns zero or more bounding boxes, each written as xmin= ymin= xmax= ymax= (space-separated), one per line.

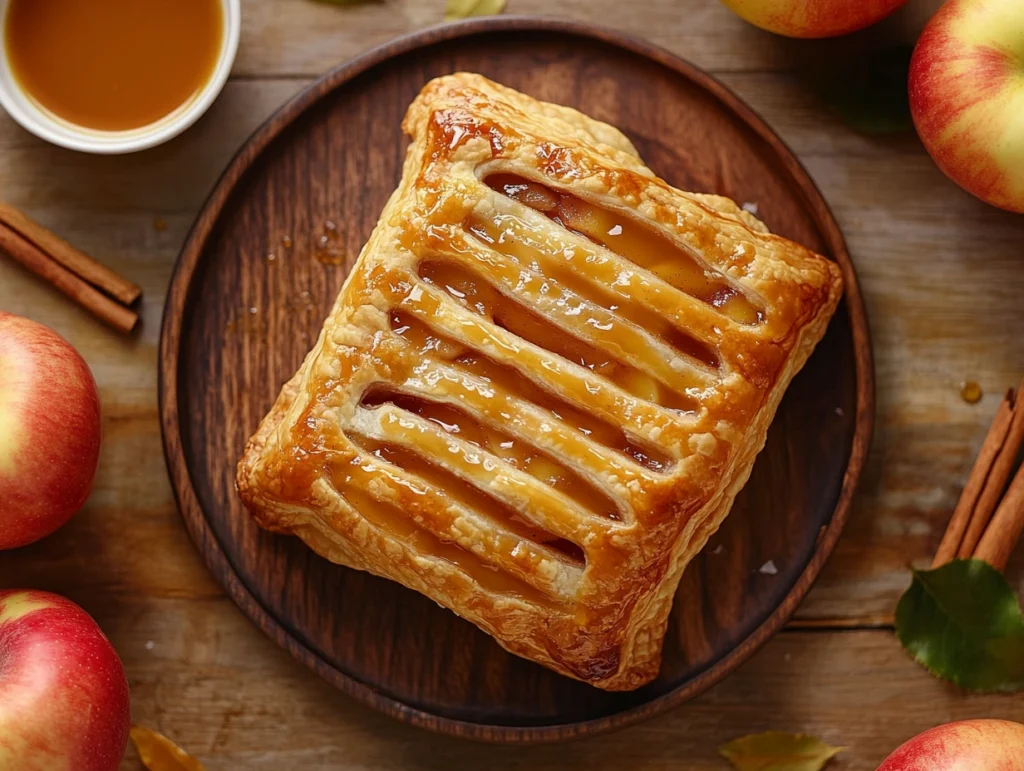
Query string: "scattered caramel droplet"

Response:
xmin=313 ymin=220 xmax=347 ymax=265
xmin=282 ymin=234 xmax=293 ymax=249
xmin=154 ymin=218 xmax=167 ymax=232
xmin=960 ymin=381 xmax=982 ymax=404
xmin=314 ymin=248 xmax=347 ymax=266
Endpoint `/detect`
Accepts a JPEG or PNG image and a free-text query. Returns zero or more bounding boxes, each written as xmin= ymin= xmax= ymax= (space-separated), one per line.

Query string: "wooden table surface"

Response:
xmin=1 ymin=1 xmax=1022 ymax=768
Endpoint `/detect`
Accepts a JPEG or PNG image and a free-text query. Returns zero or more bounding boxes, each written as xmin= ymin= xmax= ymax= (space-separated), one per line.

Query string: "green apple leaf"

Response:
xmin=719 ymin=732 xmax=844 ymax=771
xmin=131 ymin=727 xmax=206 ymax=771
xmin=445 ymin=0 xmax=506 ymax=21
xmin=805 ymin=44 xmax=913 ymax=134
xmin=895 ymin=558 xmax=1024 ymax=692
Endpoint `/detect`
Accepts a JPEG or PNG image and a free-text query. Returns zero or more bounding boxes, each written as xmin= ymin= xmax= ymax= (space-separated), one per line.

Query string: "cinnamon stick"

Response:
xmin=975 ymin=462 xmax=1024 ymax=572
xmin=0 ymin=202 xmax=141 ymax=306
xmin=957 ymin=379 xmax=1024 ymax=558
xmin=932 ymin=392 xmax=1015 ymax=567
xmin=0 ymin=221 xmax=138 ymax=334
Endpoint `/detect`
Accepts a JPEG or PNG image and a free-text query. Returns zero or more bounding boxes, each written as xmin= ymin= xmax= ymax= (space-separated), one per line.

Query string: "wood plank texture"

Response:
xmin=101 ymin=599 xmax=1021 ymax=771
xmin=0 ymin=0 xmax=1021 ymax=765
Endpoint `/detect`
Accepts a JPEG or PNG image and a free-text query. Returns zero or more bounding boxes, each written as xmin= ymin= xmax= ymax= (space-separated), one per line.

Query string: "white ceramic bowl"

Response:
xmin=0 ymin=0 xmax=240 ymax=154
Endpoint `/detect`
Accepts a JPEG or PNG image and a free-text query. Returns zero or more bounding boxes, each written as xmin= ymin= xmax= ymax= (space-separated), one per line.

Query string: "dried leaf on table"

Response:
xmin=130 ymin=726 xmax=206 ymax=771
xmin=895 ymin=558 xmax=1024 ymax=692
xmin=719 ymin=731 xmax=844 ymax=771
xmin=445 ymin=0 xmax=506 ymax=21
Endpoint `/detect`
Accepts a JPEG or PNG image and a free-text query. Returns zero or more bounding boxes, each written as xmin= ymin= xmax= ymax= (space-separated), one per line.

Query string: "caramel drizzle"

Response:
xmin=484 ymin=173 xmax=762 ymax=325
xmin=346 ymin=431 xmax=586 ymax=567
xmin=390 ymin=311 xmax=671 ymax=472
xmin=465 ymin=210 xmax=720 ymax=369
xmin=362 ymin=387 xmax=622 ymax=521
xmin=335 ymin=485 xmax=566 ymax=607
xmin=417 ymin=258 xmax=699 ymax=412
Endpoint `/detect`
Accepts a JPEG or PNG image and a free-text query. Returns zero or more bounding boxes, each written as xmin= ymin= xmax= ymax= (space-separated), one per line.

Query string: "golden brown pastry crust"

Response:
xmin=237 ymin=73 xmax=843 ymax=690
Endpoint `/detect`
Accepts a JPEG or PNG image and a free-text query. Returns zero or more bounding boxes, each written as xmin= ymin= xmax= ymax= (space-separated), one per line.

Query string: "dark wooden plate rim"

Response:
xmin=159 ymin=16 xmax=875 ymax=743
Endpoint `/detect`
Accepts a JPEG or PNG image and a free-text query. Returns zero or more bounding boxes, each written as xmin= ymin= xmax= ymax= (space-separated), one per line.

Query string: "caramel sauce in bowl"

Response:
xmin=0 ymin=0 xmax=240 ymax=154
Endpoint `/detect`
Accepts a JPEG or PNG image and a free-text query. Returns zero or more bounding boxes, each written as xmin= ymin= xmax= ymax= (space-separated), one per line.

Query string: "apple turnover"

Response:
xmin=237 ymin=73 xmax=843 ymax=690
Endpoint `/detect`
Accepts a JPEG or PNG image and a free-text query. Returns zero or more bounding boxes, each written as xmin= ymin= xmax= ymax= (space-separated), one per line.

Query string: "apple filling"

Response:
xmin=336 ymin=485 xmax=565 ymax=605
xmin=417 ymin=258 xmax=699 ymax=412
xmin=388 ymin=311 xmax=671 ymax=472
xmin=485 ymin=173 xmax=761 ymax=325
xmin=361 ymin=387 xmax=622 ymax=522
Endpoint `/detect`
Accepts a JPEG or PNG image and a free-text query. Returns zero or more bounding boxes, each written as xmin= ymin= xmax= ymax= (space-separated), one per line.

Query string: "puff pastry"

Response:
xmin=237 ymin=73 xmax=843 ymax=691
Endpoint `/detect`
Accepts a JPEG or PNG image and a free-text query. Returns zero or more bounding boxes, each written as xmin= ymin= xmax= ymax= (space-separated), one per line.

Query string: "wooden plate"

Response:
xmin=159 ymin=17 xmax=874 ymax=743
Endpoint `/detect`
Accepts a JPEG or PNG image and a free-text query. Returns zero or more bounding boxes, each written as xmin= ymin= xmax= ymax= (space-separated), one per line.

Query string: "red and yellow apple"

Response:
xmin=0 ymin=312 xmax=101 ymax=549
xmin=0 ymin=590 xmax=130 ymax=770
xmin=877 ymin=719 xmax=1024 ymax=770
xmin=718 ymin=0 xmax=907 ymax=38
xmin=910 ymin=0 xmax=1024 ymax=213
